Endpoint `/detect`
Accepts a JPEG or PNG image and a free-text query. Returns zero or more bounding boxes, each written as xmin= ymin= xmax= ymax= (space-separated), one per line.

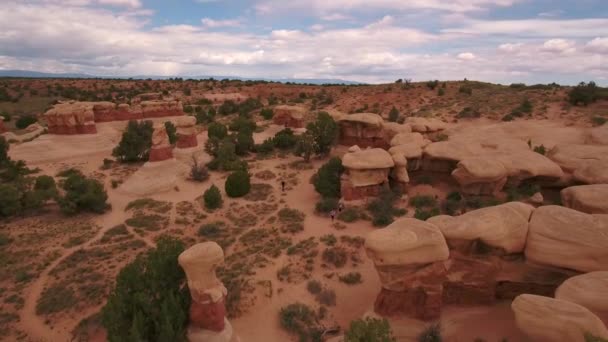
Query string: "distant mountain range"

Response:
xmin=0 ymin=69 xmax=365 ymax=85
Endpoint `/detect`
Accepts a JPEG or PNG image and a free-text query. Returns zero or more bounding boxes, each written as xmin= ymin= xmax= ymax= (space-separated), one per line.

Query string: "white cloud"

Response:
xmin=586 ymin=37 xmax=608 ymax=54
xmin=320 ymin=13 xmax=352 ymax=21
xmin=201 ymin=18 xmax=242 ymax=28
xmin=310 ymin=24 xmax=324 ymax=31
xmin=498 ymin=43 xmax=522 ymax=53
xmin=538 ymin=10 xmax=563 ymax=18
xmin=541 ymin=39 xmax=575 ymax=53
xmin=444 ymin=18 xmax=608 ymax=38
xmin=457 ymin=52 xmax=476 ymax=60
xmin=97 ymin=0 xmax=141 ymax=8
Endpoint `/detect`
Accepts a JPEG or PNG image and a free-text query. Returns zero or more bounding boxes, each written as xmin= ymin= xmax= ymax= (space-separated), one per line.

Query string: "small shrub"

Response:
xmin=59 ymin=173 xmax=109 ymax=215
xmin=414 ymin=207 xmax=441 ymax=221
xmin=260 ymin=108 xmax=274 ymax=120
xmin=190 ymin=157 xmax=210 ymax=182
xmin=338 ymin=207 xmax=360 ymax=222
xmin=208 ymin=122 xmax=228 ymax=140
xmin=410 ymin=195 xmax=437 ymax=208
xmin=502 ymin=114 xmax=515 ymax=121
xmin=437 ymin=88 xmax=445 ymax=96
xmin=203 ymin=185 xmax=222 ymax=209
xmin=533 ymin=145 xmax=546 ymax=155
xmin=279 ymin=303 xmax=322 ymax=342
xmin=592 ymin=116 xmax=607 ymax=126
xmin=278 ymin=207 xmax=305 ymax=233
xmin=273 ymin=128 xmax=297 ymax=149
xmin=388 ymin=107 xmax=399 ymax=122
xmin=15 ymin=115 xmax=37 ymax=129
xmin=345 ymin=317 xmax=396 ymax=342
xmin=313 ymin=157 xmax=344 ymax=198
xmin=317 ymin=289 xmax=336 ymax=306
xmin=458 ymin=85 xmax=472 ymax=95
xmin=418 ymin=324 xmax=441 ymax=342
xmin=225 ymin=170 xmax=251 ymax=198
xmin=306 ymin=280 xmax=322 ymax=295
xmin=322 ymin=246 xmax=348 ymax=268
xmin=164 ymin=121 xmax=177 ymax=145
xmin=339 ymin=272 xmax=362 ymax=285
xmin=456 ymin=107 xmax=480 ymax=119
xmin=112 ymin=120 xmax=154 ymax=162
xmin=320 ymin=234 xmax=337 ymax=246
xmin=315 ymin=197 xmax=339 ymax=214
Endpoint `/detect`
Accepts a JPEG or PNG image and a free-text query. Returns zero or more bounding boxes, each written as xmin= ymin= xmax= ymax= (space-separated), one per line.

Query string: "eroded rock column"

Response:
xmin=149 ymin=124 xmax=173 ymax=162
xmin=365 ymin=218 xmax=450 ymax=320
xmin=178 ymin=242 xmax=236 ymax=342
xmin=176 ymin=116 xmax=198 ymax=149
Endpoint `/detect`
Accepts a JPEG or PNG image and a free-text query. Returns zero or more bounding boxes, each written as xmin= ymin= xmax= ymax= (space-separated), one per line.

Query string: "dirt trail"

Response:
xmin=18 ymin=193 xmax=136 ymax=342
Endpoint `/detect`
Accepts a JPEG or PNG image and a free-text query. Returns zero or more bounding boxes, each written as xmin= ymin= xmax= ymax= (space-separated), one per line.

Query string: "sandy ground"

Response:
xmin=3 ymin=116 xmax=602 ymax=342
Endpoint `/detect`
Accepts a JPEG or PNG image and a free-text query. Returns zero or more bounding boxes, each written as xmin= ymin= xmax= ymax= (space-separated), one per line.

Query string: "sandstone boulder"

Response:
xmin=428 ymin=202 xmax=533 ymax=254
xmin=390 ymin=152 xmax=410 ymax=183
xmin=547 ymin=144 xmax=608 ymax=173
xmin=383 ymin=122 xmax=412 ymax=140
xmin=405 ymin=117 xmax=446 ymax=133
xmin=175 ymin=115 xmax=198 ymax=149
xmin=140 ymin=99 xmax=184 ymax=118
xmin=149 ymin=124 xmax=173 ymax=162
xmin=526 ymin=206 xmax=608 ymax=272
xmin=573 ymin=159 xmax=608 ymax=184
xmin=512 ymin=294 xmax=608 ymax=342
xmin=590 ymin=125 xmax=608 ymax=145
xmin=272 ymin=105 xmax=305 ymax=128
xmin=562 ymin=184 xmax=608 ymax=214
xmin=555 ymin=271 xmax=608 ymax=320
xmin=44 ymin=101 xmax=97 ymax=134
xmin=338 ymin=113 xmax=388 ymax=148
xmin=389 ymin=143 xmax=424 ymax=171
xmin=451 ymin=157 xmax=508 ymax=195
xmin=342 ymin=148 xmax=394 ymax=187
xmin=390 ymin=132 xmax=429 ymax=147
xmin=365 ymin=218 xmax=449 ymax=269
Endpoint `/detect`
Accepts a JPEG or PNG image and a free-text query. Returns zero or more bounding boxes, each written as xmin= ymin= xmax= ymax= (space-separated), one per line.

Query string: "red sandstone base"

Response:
xmin=48 ymin=124 xmax=97 ymax=135
xmin=375 ymin=285 xmax=443 ymax=320
xmin=341 ymin=182 xmax=386 ymax=201
xmin=273 ymin=114 xmax=303 ymax=128
xmin=190 ymin=298 xmax=227 ymax=332
xmin=0 ymin=120 xmax=6 ymax=134
xmin=176 ymin=134 xmax=198 ymax=148
xmin=149 ymin=146 xmax=173 ymax=162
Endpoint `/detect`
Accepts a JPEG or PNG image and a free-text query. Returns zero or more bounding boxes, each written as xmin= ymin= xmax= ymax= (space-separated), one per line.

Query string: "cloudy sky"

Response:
xmin=0 ymin=0 xmax=607 ymax=84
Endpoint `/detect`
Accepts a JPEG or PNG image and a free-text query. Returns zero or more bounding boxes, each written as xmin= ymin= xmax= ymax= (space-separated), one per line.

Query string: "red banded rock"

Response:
xmin=179 ymin=242 xmax=237 ymax=342
xmin=555 ymin=271 xmax=608 ymax=322
xmin=93 ymin=102 xmax=141 ymax=122
xmin=139 ymin=99 xmax=184 ymax=119
xmin=561 ymin=184 xmax=608 ymax=214
xmin=341 ymin=146 xmax=394 ymax=201
xmin=526 ymin=205 xmax=608 ymax=273
xmin=389 ymin=144 xmax=424 ymax=172
xmin=512 ymin=294 xmax=608 ymax=342
xmin=337 ymin=113 xmax=389 ymax=149
xmin=175 ymin=116 xmax=198 ymax=149
xmin=272 ymin=105 xmax=305 ymax=128
xmin=451 ymin=157 xmax=508 ymax=195
xmin=44 ymin=101 xmax=97 ymax=134
xmin=149 ymin=124 xmax=173 ymax=162
xmin=365 ymin=218 xmax=449 ymax=320
xmin=0 ymin=120 xmax=6 ymax=133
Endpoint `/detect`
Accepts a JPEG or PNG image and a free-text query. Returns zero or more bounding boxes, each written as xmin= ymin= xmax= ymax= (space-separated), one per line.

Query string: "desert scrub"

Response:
xmin=198 ymin=221 xmax=239 ymax=249
xmin=278 ymin=207 xmax=305 ymax=233
xmin=254 ymin=169 xmax=276 ymax=180
xmin=287 ymin=237 xmax=319 ymax=257
xmin=409 ymin=195 xmax=437 ymax=208
xmin=338 ymin=207 xmax=361 ymax=222
xmin=418 ymin=324 xmax=442 ymax=342
xmin=279 ymin=303 xmax=323 ymax=342
xmin=320 ymin=234 xmax=337 ymax=246
xmin=345 ymin=317 xmax=396 ymax=342
xmin=36 ymin=284 xmax=78 ymax=315
xmin=125 ymin=198 xmax=172 ymax=213
xmin=317 ymin=288 xmax=336 ymax=306
xmin=339 ymin=272 xmax=362 ymax=285
xmin=315 ymin=197 xmax=339 ymax=214
xmin=414 ymin=207 xmax=441 ymax=221
xmin=244 ymin=183 xmax=273 ymax=201
xmin=203 ymin=184 xmax=222 ymax=210
xmin=322 ymin=246 xmax=348 ymax=268
xmin=125 ymin=214 xmax=167 ymax=231
xmin=306 ymin=280 xmax=322 ymax=295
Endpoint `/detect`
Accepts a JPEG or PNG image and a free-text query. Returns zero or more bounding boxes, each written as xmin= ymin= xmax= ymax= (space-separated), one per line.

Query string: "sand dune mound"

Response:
xmin=118 ymin=159 xmax=189 ymax=197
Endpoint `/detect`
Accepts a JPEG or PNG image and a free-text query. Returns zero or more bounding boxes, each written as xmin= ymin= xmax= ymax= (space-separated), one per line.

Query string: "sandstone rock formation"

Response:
xmin=525 ymin=205 xmax=608 ymax=272
xmin=590 ymin=125 xmax=608 ymax=145
xmin=561 ymin=184 xmax=608 ymax=214
xmin=341 ymin=146 xmax=395 ymax=200
xmin=427 ymin=202 xmax=534 ymax=254
xmin=0 ymin=120 xmax=6 ymax=133
xmin=179 ymin=242 xmax=236 ymax=342
xmin=149 ymin=124 xmax=173 ymax=162
xmin=139 ymin=99 xmax=184 ymax=119
xmin=272 ymin=105 xmax=305 ymax=128
xmin=389 ymin=143 xmax=424 ymax=172
xmin=44 ymin=101 xmax=97 ymax=134
xmin=405 ymin=117 xmax=446 ymax=133
xmin=175 ymin=116 xmax=198 ymax=149
xmin=547 ymin=144 xmax=608 ymax=184
xmin=451 ymin=157 xmax=508 ymax=195
xmin=512 ymin=294 xmax=608 ymax=342
xmin=366 ymin=218 xmax=449 ymax=320
xmin=555 ymin=271 xmax=608 ymax=321
xmin=338 ymin=113 xmax=389 ymax=149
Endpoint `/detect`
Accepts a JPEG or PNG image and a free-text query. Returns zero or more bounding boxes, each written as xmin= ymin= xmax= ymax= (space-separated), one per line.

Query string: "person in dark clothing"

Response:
xmin=329 ymin=209 xmax=336 ymax=222
xmin=281 ymin=180 xmax=286 ymax=192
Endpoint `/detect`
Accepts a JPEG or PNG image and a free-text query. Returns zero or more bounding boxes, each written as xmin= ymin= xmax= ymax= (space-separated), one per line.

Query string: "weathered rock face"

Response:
xmin=452 ymin=157 xmax=508 ymax=195
xmin=442 ymin=255 xmax=500 ymax=306
xmin=0 ymin=120 xmax=6 ymax=133
xmin=139 ymin=100 xmax=184 ymax=118
xmin=573 ymin=159 xmax=608 ymax=184
xmin=525 ymin=205 xmax=608 ymax=272
xmin=341 ymin=147 xmax=395 ymax=201
xmin=423 ymin=137 xmax=564 ymax=193
xmin=149 ymin=124 xmax=173 ymax=162
xmin=555 ymin=271 xmax=608 ymax=320
xmin=179 ymin=242 xmax=235 ymax=341
xmin=405 ymin=117 xmax=447 ymax=133
xmin=590 ymin=125 xmax=608 ymax=145
xmin=44 ymin=101 xmax=97 ymax=134
xmin=561 ymin=184 xmax=608 ymax=214
xmin=389 ymin=144 xmax=423 ymax=172
xmin=495 ymin=262 xmax=577 ymax=300
xmin=272 ymin=105 xmax=305 ymax=128
xmin=512 ymin=294 xmax=608 ymax=342
xmin=383 ymin=122 xmax=412 ymax=141
xmin=93 ymin=102 xmax=141 ymax=122
xmin=428 ymin=202 xmax=534 ymax=254
xmin=175 ymin=116 xmax=198 ymax=149
xmin=548 ymin=144 xmax=608 ymax=173
xmin=366 ymin=218 xmax=449 ymax=320
xmin=338 ymin=113 xmax=389 ymax=149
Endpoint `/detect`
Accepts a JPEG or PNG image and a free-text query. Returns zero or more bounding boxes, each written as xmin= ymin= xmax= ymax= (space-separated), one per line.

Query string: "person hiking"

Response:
xmin=281 ymin=180 xmax=286 ymax=192
xmin=338 ymin=202 xmax=344 ymax=213
xmin=329 ymin=209 xmax=336 ymax=222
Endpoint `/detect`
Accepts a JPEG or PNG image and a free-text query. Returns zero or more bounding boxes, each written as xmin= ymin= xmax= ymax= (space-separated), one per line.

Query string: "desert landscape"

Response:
xmin=0 ymin=76 xmax=607 ymax=342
